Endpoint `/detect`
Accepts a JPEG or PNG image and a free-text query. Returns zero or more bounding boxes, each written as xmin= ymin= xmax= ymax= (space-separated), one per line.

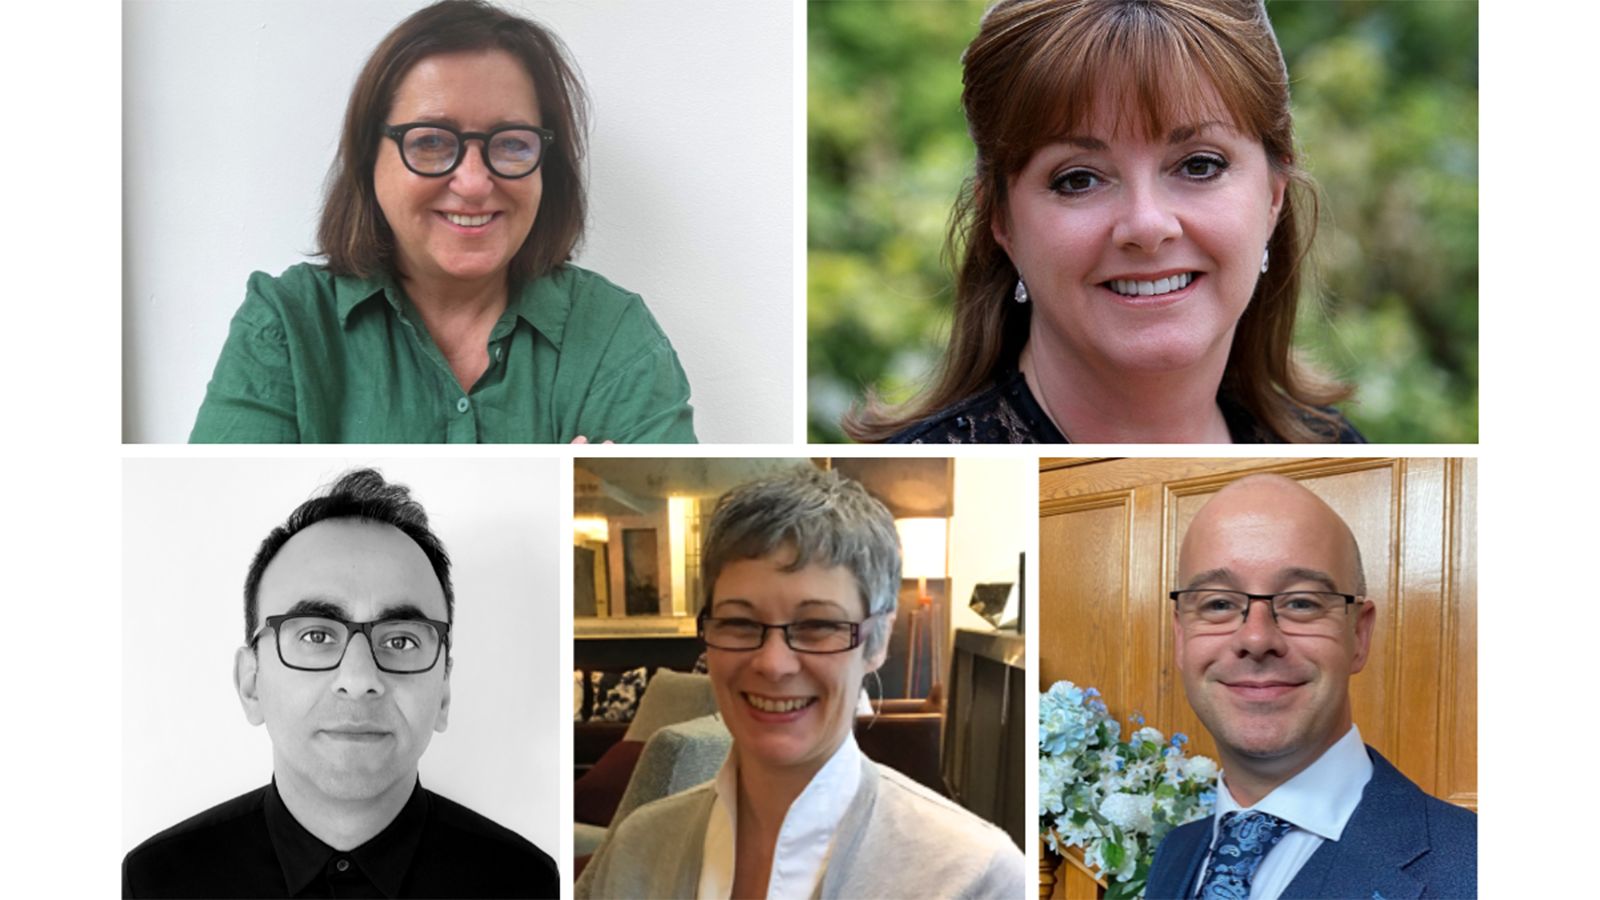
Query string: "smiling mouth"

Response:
xmin=1103 ymin=272 xmax=1199 ymax=298
xmin=743 ymin=692 xmax=817 ymax=714
xmin=440 ymin=212 xmax=497 ymax=227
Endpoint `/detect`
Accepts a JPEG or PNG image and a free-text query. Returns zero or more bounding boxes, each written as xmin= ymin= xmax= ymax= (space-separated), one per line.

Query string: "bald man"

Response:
xmin=1145 ymin=475 xmax=1476 ymax=900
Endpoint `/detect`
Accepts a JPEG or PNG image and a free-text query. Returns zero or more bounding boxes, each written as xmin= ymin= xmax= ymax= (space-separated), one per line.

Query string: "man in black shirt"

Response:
xmin=123 ymin=469 xmax=559 ymax=898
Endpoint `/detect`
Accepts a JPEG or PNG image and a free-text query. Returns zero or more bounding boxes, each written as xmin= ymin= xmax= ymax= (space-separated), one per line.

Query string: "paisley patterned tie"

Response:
xmin=1196 ymin=810 xmax=1294 ymax=900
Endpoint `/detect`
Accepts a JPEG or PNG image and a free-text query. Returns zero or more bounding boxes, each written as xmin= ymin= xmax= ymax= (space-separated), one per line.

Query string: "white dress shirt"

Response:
xmin=1196 ymin=724 xmax=1374 ymax=899
xmin=697 ymin=732 xmax=863 ymax=900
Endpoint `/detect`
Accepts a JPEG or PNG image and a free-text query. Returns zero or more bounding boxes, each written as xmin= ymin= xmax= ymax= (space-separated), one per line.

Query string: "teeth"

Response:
xmin=445 ymin=213 xmax=493 ymax=226
xmin=745 ymin=694 xmax=813 ymax=713
xmin=1109 ymin=272 xmax=1194 ymax=297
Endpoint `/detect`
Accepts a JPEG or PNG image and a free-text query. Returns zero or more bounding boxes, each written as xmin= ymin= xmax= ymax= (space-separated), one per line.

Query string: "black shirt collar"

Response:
xmin=263 ymin=777 xmax=430 ymax=898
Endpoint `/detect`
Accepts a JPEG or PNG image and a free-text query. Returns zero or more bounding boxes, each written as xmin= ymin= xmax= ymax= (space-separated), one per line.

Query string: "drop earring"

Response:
xmin=1014 ymin=279 xmax=1030 ymax=304
xmin=1261 ymin=247 xmax=1270 ymax=274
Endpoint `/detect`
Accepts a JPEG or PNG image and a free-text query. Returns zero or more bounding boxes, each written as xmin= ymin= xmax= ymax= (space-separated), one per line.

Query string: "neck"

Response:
xmin=1020 ymin=329 xmax=1234 ymax=443
xmin=1217 ymin=720 xmax=1353 ymax=808
xmin=272 ymin=761 xmax=416 ymax=851
xmin=398 ymin=266 xmax=509 ymax=325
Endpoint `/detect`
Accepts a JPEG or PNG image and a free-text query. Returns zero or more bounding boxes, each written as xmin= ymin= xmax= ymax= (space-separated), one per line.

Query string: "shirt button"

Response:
xmin=336 ymin=859 xmax=350 ymax=872
xmin=456 ymin=397 xmax=470 ymax=413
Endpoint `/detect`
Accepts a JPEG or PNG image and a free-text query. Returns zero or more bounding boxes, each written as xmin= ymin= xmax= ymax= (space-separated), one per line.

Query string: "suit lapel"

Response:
xmin=1148 ymin=819 xmax=1211 ymax=899
xmin=1280 ymin=749 xmax=1427 ymax=900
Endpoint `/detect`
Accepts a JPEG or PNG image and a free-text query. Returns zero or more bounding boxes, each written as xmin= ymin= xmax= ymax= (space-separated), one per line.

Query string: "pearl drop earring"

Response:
xmin=1014 ymin=279 xmax=1030 ymax=304
xmin=1261 ymin=248 xmax=1270 ymax=274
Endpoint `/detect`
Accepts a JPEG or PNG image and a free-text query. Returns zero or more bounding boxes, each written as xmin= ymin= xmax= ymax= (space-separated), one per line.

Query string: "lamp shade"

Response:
xmin=895 ymin=517 xmax=948 ymax=579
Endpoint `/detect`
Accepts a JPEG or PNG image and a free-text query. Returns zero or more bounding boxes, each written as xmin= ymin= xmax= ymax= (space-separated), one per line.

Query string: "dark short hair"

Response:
xmin=317 ymin=0 xmax=589 ymax=282
xmin=701 ymin=467 xmax=902 ymax=657
xmin=243 ymin=468 xmax=454 ymax=644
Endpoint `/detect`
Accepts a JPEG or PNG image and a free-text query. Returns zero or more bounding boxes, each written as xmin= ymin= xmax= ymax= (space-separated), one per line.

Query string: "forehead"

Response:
xmin=257 ymin=518 xmax=447 ymax=621
xmin=1179 ymin=487 xmax=1355 ymax=587
xmin=1064 ymin=73 xmax=1241 ymax=145
xmin=711 ymin=554 xmax=866 ymax=619
xmin=389 ymin=49 xmax=540 ymax=123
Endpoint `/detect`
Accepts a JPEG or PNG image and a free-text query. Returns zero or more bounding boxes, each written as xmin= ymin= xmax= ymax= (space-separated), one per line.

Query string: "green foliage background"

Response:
xmin=808 ymin=0 xmax=1478 ymax=443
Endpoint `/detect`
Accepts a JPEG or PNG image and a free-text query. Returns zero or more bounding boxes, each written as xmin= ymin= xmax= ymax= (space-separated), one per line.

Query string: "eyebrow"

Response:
xmin=1059 ymin=121 xmax=1229 ymax=152
xmin=281 ymin=598 xmax=436 ymax=622
xmin=708 ymin=598 xmax=856 ymax=618
xmin=402 ymin=115 xmax=540 ymax=131
xmin=1182 ymin=567 xmax=1343 ymax=593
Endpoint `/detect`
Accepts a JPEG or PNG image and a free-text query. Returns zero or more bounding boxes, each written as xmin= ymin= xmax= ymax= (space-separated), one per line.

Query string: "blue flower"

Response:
xmin=1172 ymin=733 xmax=1188 ymax=746
xmin=1131 ymin=711 xmax=1145 ymax=726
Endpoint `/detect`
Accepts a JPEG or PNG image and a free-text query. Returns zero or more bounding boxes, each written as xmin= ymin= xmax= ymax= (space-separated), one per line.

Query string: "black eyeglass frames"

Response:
xmin=382 ymin=122 xmax=555 ymax=179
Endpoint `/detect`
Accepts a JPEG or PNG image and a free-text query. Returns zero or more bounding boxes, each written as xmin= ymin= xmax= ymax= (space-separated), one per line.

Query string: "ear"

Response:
xmin=235 ymin=646 xmax=265 ymax=727
xmin=1170 ymin=603 xmax=1186 ymax=666
xmin=434 ymin=658 xmax=452 ymax=734
xmin=1348 ymin=599 xmax=1377 ymax=675
xmin=1267 ymin=165 xmax=1289 ymax=227
xmin=863 ymin=615 xmax=891 ymax=674
xmin=989 ymin=189 xmax=1013 ymax=258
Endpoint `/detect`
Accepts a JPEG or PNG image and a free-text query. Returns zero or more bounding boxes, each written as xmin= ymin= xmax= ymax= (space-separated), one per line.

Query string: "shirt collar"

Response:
xmin=1213 ymin=724 xmax=1374 ymax=843
xmin=704 ymin=732 xmax=864 ymax=899
xmin=263 ymin=776 xmax=430 ymax=898
xmin=332 ymin=268 xmax=571 ymax=348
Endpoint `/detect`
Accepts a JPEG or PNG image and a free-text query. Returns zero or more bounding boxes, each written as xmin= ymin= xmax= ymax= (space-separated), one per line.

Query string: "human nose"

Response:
xmin=449 ymin=141 xmax=496 ymax=199
xmin=331 ymin=632 xmax=386 ymax=696
xmin=1230 ymin=597 xmax=1289 ymax=659
xmin=748 ymin=625 xmax=802 ymax=679
xmin=1111 ymin=176 xmax=1182 ymax=252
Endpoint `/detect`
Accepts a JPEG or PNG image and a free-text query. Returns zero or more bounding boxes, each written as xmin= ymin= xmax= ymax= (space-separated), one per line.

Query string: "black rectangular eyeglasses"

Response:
xmin=252 ymin=614 xmax=451 ymax=674
xmin=383 ymin=122 xmax=554 ymax=179
xmin=697 ymin=612 xmax=873 ymax=654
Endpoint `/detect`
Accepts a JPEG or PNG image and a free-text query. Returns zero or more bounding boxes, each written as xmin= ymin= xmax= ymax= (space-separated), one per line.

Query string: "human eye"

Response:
xmin=1049 ymin=167 xmax=1104 ymax=196
xmin=791 ymin=619 xmax=848 ymax=638
xmin=1277 ymin=592 xmax=1329 ymax=614
xmin=1191 ymin=591 xmax=1242 ymax=614
xmin=379 ymin=633 xmax=420 ymax=651
xmin=291 ymin=619 xmax=342 ymax=645
xmin=713 ymin=617 xmax=761 ymax=635
xmin=1176 ymin=153 xmax=1229 ymax=181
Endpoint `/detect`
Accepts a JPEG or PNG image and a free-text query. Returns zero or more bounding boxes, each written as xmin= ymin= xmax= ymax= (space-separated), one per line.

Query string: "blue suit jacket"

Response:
xmin=1146 ymin=746 xmax=1476 ymax=899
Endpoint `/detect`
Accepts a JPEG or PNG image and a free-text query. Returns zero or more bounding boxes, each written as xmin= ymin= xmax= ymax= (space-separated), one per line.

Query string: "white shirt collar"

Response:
xmin=698 ymin=732 xmax=864 ymax=900
xmin=1213 ymin=724 xmax=1373 ymax=842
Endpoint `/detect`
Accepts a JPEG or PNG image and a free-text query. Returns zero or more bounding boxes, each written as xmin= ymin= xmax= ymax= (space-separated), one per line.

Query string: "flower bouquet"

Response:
xmin=1039 ymin=680 xmax=1218 ymax=900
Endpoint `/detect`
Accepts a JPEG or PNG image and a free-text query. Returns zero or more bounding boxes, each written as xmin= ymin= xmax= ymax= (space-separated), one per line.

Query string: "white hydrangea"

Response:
xmin=1098 ymin=791 xmax=1156 ymax=834
xmin=1131 ymin=726 xmax=1165 ymax=746
xmin=1186 ymin=755 xmax=1219 ymax=783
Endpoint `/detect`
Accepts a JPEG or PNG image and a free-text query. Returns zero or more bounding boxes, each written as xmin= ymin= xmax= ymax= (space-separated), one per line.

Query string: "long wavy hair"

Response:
xmin=845 ymin=0 xmax=1349 ymax=442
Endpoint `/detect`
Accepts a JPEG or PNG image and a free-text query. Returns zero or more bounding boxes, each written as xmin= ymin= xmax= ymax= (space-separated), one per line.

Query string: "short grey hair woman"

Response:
xmin=577 ymin=467 xmax=1026 ymax=898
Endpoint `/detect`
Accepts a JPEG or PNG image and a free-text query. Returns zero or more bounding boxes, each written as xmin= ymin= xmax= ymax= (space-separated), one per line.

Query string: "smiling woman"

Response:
xmin=577 ymin=467 xmax=1027 ymax=899
xmin=846 ymin=0 xmax=1366 ymax=444
xmin=188 ymin=0 xmax=695 ymax=444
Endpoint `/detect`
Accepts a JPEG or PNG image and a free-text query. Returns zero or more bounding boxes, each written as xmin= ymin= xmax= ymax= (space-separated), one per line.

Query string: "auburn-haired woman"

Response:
xmin=850 ymin=0 xmax=1363 ymax=444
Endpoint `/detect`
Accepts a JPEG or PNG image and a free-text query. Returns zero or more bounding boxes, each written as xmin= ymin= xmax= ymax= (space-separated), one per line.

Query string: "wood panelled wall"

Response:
xmin=1038 ymin=458 xmax=1476 ymax=898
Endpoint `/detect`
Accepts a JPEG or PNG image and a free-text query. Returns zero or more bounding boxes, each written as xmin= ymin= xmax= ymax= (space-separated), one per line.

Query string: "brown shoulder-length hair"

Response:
xmin=845 ymin=0 xmax=1350 ymax=443
xmin=317 ymin=0 xmax=588 ymax=283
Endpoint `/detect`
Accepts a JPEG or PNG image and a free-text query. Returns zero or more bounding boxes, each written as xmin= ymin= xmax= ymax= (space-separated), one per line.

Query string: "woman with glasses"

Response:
xmin=576 ymin=467 xmax=1026 ymax=899
xmin=845 ymin=0 xmax=1364 ymax=444
xmin=190 ymin=0 xmax=694 ymax=443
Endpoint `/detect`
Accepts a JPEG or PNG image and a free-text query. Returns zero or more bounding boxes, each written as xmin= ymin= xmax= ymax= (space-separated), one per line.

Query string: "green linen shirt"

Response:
xmin=190 ymin=263 xmax=696 ymax=443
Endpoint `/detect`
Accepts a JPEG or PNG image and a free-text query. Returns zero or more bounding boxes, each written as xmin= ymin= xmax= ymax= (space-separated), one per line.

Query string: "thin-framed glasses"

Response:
xmin=1170 ymin=589 xmax=1360 ymax=636
xmin=697 ymin=612 xmax=874 ymax=655
xmin=252 ymin=614 xmax=451 ymax=673
xmin=382 ymin=122 xmax=554 ymax=179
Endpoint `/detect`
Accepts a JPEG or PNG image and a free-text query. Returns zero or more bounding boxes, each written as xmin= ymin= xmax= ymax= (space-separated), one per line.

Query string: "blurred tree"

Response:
xmin=807 ymin=0 xmax=1478 ymax=442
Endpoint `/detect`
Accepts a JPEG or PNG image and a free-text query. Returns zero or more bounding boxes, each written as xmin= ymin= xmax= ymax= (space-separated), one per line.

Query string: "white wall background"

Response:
xmin=950 ymin=457 xmax=1032 ymax=632
xmin=122 ymin=457 xmax=561 ymax=856
xmin=123 ymin=0 xmax=794 ymax=444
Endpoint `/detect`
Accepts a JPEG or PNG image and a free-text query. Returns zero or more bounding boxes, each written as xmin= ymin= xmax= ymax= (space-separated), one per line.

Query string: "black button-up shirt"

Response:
xmin=123 ymin=779 xmax=558 ymax=898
